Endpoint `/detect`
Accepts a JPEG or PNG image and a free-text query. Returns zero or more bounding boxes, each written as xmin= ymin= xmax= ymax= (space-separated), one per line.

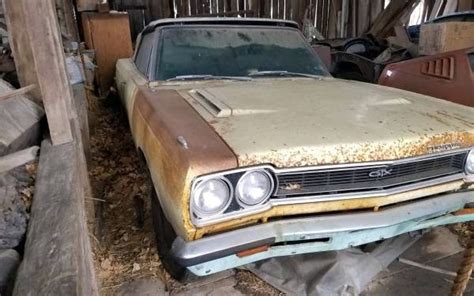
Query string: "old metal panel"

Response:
xmin=379 ymin=48 xmax=474 ymax=107
xmin=177 ymin=78 xmax=474 ymax=168
xmin=132 ymin=88 xmax=238 ymax=240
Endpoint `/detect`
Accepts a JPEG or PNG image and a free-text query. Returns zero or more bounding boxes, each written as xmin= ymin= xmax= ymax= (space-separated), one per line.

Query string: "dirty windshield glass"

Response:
xmin=156 ymin=26 xmax=329 ymax=80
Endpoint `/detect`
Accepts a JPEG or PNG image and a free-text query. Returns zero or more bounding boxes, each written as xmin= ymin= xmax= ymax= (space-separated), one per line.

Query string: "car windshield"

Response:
xmin=155 ymin=26 xmax=329 ymax=81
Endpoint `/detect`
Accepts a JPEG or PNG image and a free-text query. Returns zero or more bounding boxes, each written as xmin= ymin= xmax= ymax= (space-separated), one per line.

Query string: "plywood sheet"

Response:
xmin=82 ymin=12 xmax=133 ymax=95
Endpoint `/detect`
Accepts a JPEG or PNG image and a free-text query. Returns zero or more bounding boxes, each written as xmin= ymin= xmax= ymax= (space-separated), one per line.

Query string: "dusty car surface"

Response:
xmin=115 ymin=18 xmax=474 ymax=280
xmin=379 ymin=47 xmax=474 ymax=107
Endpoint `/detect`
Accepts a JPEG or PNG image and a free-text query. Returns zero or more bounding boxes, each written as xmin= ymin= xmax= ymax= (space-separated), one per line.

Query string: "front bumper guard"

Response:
xmin=171 ymin=191 xmax=474 ymax=276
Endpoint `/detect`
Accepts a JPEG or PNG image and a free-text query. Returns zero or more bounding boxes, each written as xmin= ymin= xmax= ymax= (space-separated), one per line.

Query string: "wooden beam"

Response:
xmin=0 ymin=84 xmax=35 ymax=102
xmin=2 ymin=0 xmax=41 ymax=102
xmin=193 ymin=9 xmax=255 ymax=17
xmin=60 ymin=0 xmax=80 ymax=41
xmin=443 ymin=0 xmax=458 ymax=15
xmin=0 ymin=146 xmax=39 ymax=174
xmin=13 ymin=140 xmax=98 ymax=296
xmin=328 ymin=0 xmax=340 ymax=39
xmin=358 ymin=0 xmax=371 ymax=35
xmin=429 ymin=0 xmax=443 ymax=20
xmin=368 ymin=0 xmax=419 ymax=39
xmin=25 ymin=0 xmax=74 ymax=145
xmin=4 ymin=0 xmax=74 ymax=145
xmin=370 ymin=0 xmax=384 ymax=25
xmin=341 ymin=0 xmax=349 ymax=37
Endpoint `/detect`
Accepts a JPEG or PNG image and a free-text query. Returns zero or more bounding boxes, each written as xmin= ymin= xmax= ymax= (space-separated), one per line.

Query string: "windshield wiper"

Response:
xmin=248 ymin=71 xmax=322 ymax=79
xmin=166 ymin=75 xmax=251 ymax=81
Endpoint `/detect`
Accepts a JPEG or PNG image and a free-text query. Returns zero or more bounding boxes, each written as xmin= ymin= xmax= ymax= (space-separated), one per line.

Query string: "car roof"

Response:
xmin=142 ymin=17 xmax=299 ymax=34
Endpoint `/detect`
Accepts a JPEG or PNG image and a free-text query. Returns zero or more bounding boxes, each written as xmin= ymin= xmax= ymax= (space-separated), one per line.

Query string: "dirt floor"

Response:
xmin=88 ymin=97 xmax=280 ymax=295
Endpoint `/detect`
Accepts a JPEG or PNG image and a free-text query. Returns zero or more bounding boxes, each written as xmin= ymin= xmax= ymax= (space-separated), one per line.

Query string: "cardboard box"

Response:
xmin=419 ymin=22 xmax=474 ymax=56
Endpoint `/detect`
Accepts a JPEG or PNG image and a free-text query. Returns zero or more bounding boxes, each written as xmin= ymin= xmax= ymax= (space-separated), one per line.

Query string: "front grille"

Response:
xmin=275 ymin=152 xmax=467 ymax=197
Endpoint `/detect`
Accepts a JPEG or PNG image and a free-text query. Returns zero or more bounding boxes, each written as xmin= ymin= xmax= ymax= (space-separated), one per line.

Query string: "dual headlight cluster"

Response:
xmin=190 ymin=169 xmax=275 ymax=221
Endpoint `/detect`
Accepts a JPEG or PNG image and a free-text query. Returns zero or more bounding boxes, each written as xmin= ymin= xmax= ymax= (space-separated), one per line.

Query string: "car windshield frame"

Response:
xmin=149 ymin=24 xmax=331 ymax=81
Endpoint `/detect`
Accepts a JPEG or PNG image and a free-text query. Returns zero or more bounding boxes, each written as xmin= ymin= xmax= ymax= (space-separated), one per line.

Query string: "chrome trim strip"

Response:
xmin=190 ymin=148 xmax=472 ymax=226
xmin=173 ymin=191 xmax=474 ymax=267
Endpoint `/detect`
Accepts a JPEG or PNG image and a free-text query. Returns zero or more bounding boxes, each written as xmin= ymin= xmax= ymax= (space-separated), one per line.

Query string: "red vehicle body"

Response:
xmin=378 ymin=48 xmax=474 ymax=107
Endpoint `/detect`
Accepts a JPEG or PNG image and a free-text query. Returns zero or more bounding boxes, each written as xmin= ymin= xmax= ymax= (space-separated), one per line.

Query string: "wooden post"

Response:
xmin=3 ymin=0 xmax=74 ymax=145
xmin=60 ymin=0 xmax=81 ymax=41
xmin=2 ymin=0 xmax=41 ymax=102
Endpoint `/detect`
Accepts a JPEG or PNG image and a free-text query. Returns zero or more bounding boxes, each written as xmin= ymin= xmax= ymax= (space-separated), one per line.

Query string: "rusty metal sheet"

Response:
xmin=379 ymin=48 xmax=474 ymax=107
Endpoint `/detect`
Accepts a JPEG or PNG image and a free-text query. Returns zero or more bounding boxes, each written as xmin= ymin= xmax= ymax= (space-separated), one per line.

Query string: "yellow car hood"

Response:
xmin=180 ymin=78 xmax=474 ymax=168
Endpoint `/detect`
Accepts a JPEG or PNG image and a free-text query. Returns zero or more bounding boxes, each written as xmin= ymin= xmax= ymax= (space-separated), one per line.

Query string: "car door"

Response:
xmin=115 ymin=30 xmax=156 ymax=123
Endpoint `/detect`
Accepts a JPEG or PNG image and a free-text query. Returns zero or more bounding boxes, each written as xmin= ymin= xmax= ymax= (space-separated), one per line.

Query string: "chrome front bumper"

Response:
xmin=171 ymin=191 xmax=474 ymax=276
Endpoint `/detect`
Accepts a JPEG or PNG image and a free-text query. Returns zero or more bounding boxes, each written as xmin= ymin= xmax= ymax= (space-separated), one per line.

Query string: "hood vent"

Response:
xmin=190 ymin=89 xmax=232 ymax=117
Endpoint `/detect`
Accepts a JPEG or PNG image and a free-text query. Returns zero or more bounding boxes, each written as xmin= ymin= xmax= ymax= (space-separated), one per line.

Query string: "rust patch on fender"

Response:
xmin=132 ymin=87 xmax=238 ymax=240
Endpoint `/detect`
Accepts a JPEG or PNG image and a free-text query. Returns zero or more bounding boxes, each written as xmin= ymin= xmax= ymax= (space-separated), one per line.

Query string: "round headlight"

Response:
xmin=466 ymin=150 xmax=474 ymax=175
xmin=236 ymin=170 xmax=274 ymax=206
xmin=192 ymin=178 xmax=232 ymax=217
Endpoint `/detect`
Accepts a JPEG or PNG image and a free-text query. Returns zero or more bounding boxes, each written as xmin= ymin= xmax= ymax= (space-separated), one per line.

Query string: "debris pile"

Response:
xmin=88 ymin=99 xmax=168 ymax=294
xmin=0 ymin=79 xmax=41 ymax=295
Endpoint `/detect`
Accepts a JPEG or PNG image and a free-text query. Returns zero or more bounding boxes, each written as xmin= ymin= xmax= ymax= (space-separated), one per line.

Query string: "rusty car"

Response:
xmin=379 ymin=47 xmax=474 ymax=107
xmin=115 ymin=18 xmax=474 ymax=280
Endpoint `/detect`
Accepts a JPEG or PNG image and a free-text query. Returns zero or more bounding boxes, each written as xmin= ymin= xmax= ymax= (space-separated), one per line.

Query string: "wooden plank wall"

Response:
xmin=109 ymin=0 xmax=474 ymax=41
xmin=111 ymin=0 xmax=386 ymax=39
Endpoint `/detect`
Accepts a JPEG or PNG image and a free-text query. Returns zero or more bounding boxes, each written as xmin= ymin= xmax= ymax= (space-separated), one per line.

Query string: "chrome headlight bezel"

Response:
xmin=466 ymin=150 xmax=474 ymax=175
xmin=190 ymin=177 xmax=233 ymax=218
xmin=190 ymin=166 xmax=277 ymax=225
xmin=236 ymin=170 xmax=274 ymax=207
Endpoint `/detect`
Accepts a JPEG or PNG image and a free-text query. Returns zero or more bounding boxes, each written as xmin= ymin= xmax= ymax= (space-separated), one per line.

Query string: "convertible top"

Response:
xmin=142 ymin=17 xmax=299 ymax=34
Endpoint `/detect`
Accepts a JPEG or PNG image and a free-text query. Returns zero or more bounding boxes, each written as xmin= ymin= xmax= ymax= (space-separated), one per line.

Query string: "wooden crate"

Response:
xmin=419 ymin=22 xmax=474 ymax=56
xmin=82 ymin=12 xmax=133 ymax=95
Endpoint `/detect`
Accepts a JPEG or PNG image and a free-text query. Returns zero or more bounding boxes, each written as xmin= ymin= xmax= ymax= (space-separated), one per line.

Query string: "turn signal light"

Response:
xmin=236 ymin=245 xmax=269 ymax=257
